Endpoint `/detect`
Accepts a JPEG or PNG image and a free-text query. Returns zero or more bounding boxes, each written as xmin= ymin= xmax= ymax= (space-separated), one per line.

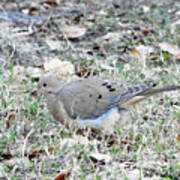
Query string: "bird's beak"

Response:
xmin=30 ymin=89 xmax=39 ymax=96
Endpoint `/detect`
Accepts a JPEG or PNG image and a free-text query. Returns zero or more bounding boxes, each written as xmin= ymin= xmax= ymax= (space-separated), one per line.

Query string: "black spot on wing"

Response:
xmin=106 ymin=85 xmax=112 ymax=89
xmin=43 ymin=83 xmax=47 ymax=87
xmin=102 ymin=82 xmax=116 ymax=92
xmin=102 ymin=82 xmax=108 ymax=86
xmin=152 ymin=83 xmax=156 ymax=87
xmin=109 ymin=88 xmax=116 ymax=92
xmin=98 ymin=94 xmax=102 ymax=99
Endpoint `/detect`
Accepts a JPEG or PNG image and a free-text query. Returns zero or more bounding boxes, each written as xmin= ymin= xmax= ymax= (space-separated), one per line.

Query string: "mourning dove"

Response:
xmin=31 ymin=76 xmax=180 ymax=132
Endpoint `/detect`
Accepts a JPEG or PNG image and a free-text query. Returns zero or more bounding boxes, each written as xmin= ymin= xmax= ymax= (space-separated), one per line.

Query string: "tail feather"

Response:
xmin=140 ymin=85 xmax=180 ymax=96
xmin=121 ymin=85 xmax=180 ymax=107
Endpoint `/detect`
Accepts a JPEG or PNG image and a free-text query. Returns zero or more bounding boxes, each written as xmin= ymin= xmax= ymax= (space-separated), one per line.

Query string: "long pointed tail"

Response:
xmin=140 ymin=85 xmax=180 ymax=96
xmin=122 ymin=85 xmax=180 ymax=107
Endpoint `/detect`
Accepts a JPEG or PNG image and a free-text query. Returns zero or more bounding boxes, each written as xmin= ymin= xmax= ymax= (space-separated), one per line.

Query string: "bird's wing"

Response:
xmin=58 ymin=77 xmax=154 ymax=119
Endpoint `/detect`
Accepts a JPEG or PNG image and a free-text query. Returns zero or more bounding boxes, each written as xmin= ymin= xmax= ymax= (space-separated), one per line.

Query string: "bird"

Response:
xmin=31 ymin=76 xmax=180 ymax=132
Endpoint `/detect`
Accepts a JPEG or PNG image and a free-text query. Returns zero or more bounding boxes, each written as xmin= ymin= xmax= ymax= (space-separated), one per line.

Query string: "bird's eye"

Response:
xmin=43 ymin=83 xmax=47 ymax=87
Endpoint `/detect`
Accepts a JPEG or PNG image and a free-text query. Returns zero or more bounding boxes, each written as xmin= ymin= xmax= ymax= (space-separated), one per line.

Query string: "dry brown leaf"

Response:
xmin=147 ymin=55 xmax=159 ymax=60
xmin=75 ymin=68 xmax=89 ymax=77
xmin=29 ymin=8 xmax=39 ymax=15
xmin=142 ymin=29 xmax=151 ymax=35
xmin=62 ymin=25 xmax=86 ymax=39
xmin=44 ymin=0 xmax=58 ymax=7
xmin=131 ymin=48 xmax=141 ymax=56
xmin=54 ymin=172 xmax=70 ymax=180
xmin=6 ymin=113 xmax=16 ymax=128
xmin=0 ymin=153 xmax=13 ymax=160
xmin=176 ymin=134 xmax=180 ymax=142
xmin=131 ymin=45 xmax=154 ymax=68
xmin=27 ymin=146 xmax=55 ymax=160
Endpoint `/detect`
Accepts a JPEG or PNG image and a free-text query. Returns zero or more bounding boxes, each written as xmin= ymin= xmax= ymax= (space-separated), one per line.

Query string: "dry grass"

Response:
xmin=0 ymin=0 xmax=180 ymax=179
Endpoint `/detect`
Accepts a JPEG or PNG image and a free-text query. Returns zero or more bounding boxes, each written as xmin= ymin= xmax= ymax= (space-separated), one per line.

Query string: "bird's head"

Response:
xmin=31 ymin=76 xmax=61 ymax=96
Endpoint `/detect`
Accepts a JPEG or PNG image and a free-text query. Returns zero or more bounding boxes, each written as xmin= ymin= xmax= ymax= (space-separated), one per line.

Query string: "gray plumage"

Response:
xmin=33 ymin=76 xmax=180 ymax=131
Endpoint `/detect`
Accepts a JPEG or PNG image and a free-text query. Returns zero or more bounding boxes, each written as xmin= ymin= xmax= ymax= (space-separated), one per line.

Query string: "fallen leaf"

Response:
xmin=173 ymin=53 xmax=180 ymax=61
xmin=118 ymin=22 xmax=132 ymax=28
xmin=152 ymin=67 xmax=170 ymax=73
xmin=6 ymin=113 xmax=16 ymax=128
xmin=147 ymin=55 xmax=159 ymax=60
xmin=27 ymin=146 xmax=55 ymax=160
xmin=89 ymin=153 xmax=111 ymax=163
xmin=0 ymin=153 xmax=13 ymax=160
xmin=46 ymin=39 xmax=64 ymax=51
xmin=92 ymin=44 xmax=101 ymax=50
xmin=75 ymin=68 xmax=89 ymax=77
xmin=92 ymin=44 xmax=106 ymax=56
xmin=29 ymin=8 xmax=39 ymax=15
xmin=54 ymin=172 xmax=70 ymax=180
xmin=141 ymin=5 xmax=150 ymax=13
xmin=135 ymin=45 xmax=154 ymax=56
xmin=62 ymin=25 xmax=86 ymax=39
xmin=44 ymin=58 xmax=75 ymax=79
xmin=142 ymin=29 xmax=150 ymax=35
xmin=131 ymin=45 xmax=155 ymax=65
xmin=44 ymin=0 xmax=58 ymax=7
xmin=121 ymin=140 xmax=136 ymax=146
xmin=131 ymin=48 xmax=141 ymax=56
xmin=98 ymin=32 xmax=120 ymax=43
xmin=159 ymin=42 xmax=180 ymax=56
xmin=176 ymin=134 xmax=180 ymax=142
xmin=162 ymin=68 xmax=171 ymax=73
xmin=100 ymin=64 xmax=115 ymax=70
